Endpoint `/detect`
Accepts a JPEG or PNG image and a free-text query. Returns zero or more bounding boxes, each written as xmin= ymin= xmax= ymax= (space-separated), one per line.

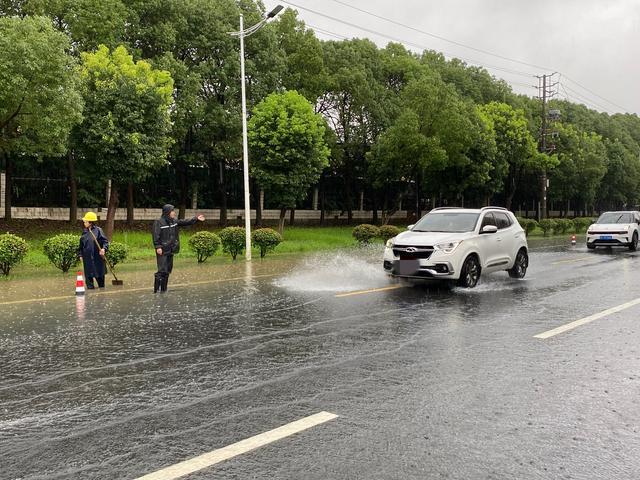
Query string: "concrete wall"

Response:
xmin=2 ymin=206 xmax=411 ymax=223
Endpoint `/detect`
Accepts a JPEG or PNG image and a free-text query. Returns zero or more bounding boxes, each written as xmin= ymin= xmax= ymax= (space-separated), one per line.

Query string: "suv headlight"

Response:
xmin=385 ymin=239 xmax=394 ymax=248
xmin=434 ymin=241 xmax=462 ymax=254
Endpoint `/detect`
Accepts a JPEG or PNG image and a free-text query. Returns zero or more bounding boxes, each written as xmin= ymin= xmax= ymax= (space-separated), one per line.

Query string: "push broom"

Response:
xmin=89 ymin=229 xmax=124 ymax=286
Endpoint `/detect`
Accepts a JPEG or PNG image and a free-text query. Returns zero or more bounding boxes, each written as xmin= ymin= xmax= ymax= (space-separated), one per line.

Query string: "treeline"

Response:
xmin=1 ymin=0 xmax=640 ymax=235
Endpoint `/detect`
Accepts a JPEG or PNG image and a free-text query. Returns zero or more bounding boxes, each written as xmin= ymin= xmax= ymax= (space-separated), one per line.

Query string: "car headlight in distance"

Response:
xmin=386 ymin=239 xmax=394 ymax=248
xmin=434 ymin=241 xmax=462 ymax=254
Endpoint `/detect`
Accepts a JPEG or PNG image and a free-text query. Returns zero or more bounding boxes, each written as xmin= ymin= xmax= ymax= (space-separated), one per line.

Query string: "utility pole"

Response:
xmin=536 ymin=72 xmax=559 ymax=220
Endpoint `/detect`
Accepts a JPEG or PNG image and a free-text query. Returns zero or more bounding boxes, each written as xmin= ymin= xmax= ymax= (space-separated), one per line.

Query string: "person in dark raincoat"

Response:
xmin=152 ymin=204 xmax=205 ymax=293
xmin=78 ymin=212 xmax=110 ymax=289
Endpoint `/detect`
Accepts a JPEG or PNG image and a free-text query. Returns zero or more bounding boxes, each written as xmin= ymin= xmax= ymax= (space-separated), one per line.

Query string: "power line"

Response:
xmin=305 ymin=22 xmax=537 ymax=94
xmin=560 ymin=83 xmax=614 ymax=114
xmin=562 ymin=75 xmax=629 ymax=113
xmin=322 ymin=0 xmax=555 ymax=72
xmin=282 ymin=1 xmax=538 ymax=79
xmin=284 ymin=0 xmax=633 ymax=114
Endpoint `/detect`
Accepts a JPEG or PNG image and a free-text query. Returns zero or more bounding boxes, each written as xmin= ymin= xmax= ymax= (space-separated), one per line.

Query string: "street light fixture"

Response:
xmin=228 ymin=5 xmax=283 ymax=261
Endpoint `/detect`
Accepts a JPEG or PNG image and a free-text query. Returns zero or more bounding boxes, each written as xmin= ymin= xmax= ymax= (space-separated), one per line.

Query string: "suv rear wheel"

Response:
xmin=508 ymin=249 xmax=528 ymax=279
xmin=457 ymin=255 xmax=481 ymax=288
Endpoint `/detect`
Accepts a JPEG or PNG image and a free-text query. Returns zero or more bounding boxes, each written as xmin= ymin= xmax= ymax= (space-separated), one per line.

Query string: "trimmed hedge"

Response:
xmin=538 ymin=219 xmax=557 ymax=237
xmin=0 ymin=233 xmax=29 ymax=276
xmin=352 ymin=224 xmax=380 ymax=245
xmin=555 ymin=219 xmax=574 ymax=235
xmin=105 ymin=241 xmax=128 ymax=267
xmin=219 ymin=227 xmax=246 ymax=260
xmin=188 ymin=231 xmax=221 ymax=263
xmin=252 ymin=228 xmax=282 ymax=258
xmin=44 ymin=234 xmax=80 ymax=273
xmin=572 ymin=217 xmax=593 ymax=233
xmin=516 ymin=217 xmax=538 ymax=236
xmin=378 ymin=225 xmax=402 ymax=242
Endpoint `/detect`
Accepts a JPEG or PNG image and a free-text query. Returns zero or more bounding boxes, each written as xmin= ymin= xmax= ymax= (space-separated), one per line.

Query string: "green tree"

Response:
xmin=0 ymin=16 xmax=82 ymax=219
xmin=477 ymin=102 xmax=537 ymax=209
xmin=77 ymin=45 xmax=173 ymax=238
xmin=274 ymin=8 xmax=328 ymax=103
xmin=368 ymin=72 xmax=483 ymax=217
xmin=249 ymin=90 xmax=330 ymax=233
xmin=125 ymin=0 xmax=284 ymax=224
xmin=321 ymin=39 xmax=392 ymax=223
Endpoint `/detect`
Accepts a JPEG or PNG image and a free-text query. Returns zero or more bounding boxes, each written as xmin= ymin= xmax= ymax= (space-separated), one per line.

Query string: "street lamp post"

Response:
xmin=229 ymin=5 xmax=283 ymax=261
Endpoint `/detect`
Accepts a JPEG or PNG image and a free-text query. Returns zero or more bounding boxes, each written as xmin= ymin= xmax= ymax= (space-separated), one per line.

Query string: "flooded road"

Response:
xmin=2 ymin=240 xmax=640 ymax=479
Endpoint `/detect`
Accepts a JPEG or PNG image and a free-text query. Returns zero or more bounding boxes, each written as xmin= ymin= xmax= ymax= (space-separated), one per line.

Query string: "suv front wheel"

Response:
xmin=629 ymin=232 xmax=638 ymax=251
xmin=457 ymin=255 xmax=481 ymax=288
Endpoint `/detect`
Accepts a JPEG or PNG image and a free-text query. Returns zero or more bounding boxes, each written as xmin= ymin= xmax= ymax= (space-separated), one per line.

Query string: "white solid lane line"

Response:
xmin=534 ymin=297 xmax=640 ymax=339
xmin=134 ymin=411 xmax=339 ymax=480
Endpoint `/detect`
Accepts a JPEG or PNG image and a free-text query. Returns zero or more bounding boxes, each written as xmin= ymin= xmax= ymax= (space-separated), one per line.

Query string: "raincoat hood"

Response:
xmin=162 ymin=204 xmax=175 ymax=218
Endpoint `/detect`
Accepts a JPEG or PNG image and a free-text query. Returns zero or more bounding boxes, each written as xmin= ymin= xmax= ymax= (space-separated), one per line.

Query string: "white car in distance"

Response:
xmin=383 ymin=207 xmax=529 ymax=288
xmin=586 ymin=211 xmax=640 ymax=251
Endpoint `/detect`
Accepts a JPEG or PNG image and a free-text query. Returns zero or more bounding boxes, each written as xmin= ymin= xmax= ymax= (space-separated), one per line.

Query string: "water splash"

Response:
xmin=274 ymin=249 xmax=388 ymax=292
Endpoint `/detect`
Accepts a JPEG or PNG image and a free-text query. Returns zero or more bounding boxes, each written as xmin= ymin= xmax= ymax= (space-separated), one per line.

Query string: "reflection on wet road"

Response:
xmin=2 ymin=241 xmax=640 ymax=479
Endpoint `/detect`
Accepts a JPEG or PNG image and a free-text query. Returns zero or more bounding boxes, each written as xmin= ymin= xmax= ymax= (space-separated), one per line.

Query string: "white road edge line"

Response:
xmin=534 ymin=297 xmax=640 ymax=339
xmin=134 ymin=411 xmax=338 ymax=480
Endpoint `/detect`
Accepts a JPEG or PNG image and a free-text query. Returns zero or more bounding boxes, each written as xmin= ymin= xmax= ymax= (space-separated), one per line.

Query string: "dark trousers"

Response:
xmin=155 ymin=253 xmax=174 ymax=291
xmin=83 ymin=261 xmax=106 ymax=289
xmin=86 ymin=276 xmax=106 ymax=289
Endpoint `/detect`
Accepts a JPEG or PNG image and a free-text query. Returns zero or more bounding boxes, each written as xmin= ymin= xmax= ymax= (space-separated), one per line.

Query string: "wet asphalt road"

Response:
xmin=1 ymin=241 xmax=640 ymax=479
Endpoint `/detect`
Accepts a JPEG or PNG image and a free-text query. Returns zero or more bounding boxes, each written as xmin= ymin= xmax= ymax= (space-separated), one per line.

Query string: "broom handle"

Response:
xmin=88 ymin=229 xmax=120 ymax=282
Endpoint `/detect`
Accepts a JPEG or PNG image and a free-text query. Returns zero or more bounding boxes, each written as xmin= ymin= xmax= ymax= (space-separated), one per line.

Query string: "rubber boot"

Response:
xmin=154 ymin=275 xmax=162 ymax=293
xmin=160 ymin=276 xmax=169 ymax=293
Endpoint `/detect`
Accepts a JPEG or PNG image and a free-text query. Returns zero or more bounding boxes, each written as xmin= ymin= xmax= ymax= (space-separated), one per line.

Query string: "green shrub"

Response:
xmin=572 ymin=217 xmax=593 ymax=233
xmin=252 ymin=228 xmax=282 ymax=258
xmin=0 ymin=233 xmax=29 ymax=276
xmin=516 ymin=217 xmax=538 ymax=236
xmin=219 ymin=227 xmax=246 ymax=260
xmin=538 ymin=219 xmax=557 ymax=237
xmin=352 ymin=224 xmax=380 ymax=245
xmin=378 ymin=225 xmax=402 ymax=242
xmin=188 ymin=231 xmax=221 ymax=263
xmin=555 ymin=219 xmax=575 ymax=235
xmin=105 ymin=241 xmax=129 ymax=267
xmin=44 ymin=234 xmax=81 ymax=273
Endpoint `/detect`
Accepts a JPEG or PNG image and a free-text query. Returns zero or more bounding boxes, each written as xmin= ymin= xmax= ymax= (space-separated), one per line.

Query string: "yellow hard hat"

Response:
xmin=82 ymin=212 xmax=98 ymax=222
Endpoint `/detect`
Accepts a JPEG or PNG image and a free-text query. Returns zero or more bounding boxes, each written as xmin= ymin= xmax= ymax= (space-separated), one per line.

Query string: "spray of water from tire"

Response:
xmin=274 ymin=246 xmax=389 ymax=292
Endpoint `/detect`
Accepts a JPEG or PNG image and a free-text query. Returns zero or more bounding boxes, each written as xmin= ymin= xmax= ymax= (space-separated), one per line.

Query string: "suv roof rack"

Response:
xmin=430 ymin=206 xmax=509 ymax=212
xmin=480 ymin=206 xmax=508 ymax=211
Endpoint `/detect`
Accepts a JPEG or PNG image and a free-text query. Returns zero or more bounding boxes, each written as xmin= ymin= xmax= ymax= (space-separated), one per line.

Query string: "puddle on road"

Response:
xmin=275 ymin=249 xmax=388 ymax=293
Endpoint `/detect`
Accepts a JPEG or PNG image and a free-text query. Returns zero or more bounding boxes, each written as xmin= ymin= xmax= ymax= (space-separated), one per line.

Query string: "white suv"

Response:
xmin=586 ymin=211 xmax=640 ymax=251
xmin=383 ymin=207 xmax=529 ymax=288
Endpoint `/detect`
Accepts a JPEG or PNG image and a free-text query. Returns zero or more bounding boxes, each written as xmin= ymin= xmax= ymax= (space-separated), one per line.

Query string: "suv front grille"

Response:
xmin=393 ymin=245 xmax=434 ymax=260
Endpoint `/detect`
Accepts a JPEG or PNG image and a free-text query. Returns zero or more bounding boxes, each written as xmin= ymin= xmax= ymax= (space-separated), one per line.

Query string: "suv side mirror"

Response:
xmin=481 ymin=225 xmax=498 ymax=234
xmin=407 ymin=224 xmax=415 ymax=230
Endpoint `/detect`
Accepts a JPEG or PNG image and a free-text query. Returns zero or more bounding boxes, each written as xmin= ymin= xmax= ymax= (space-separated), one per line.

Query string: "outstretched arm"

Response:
xmin=177 ymin=214 xmax=205 ymax=226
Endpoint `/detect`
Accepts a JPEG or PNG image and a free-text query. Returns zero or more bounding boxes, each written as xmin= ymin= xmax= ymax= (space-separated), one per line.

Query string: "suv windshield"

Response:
xmin=413 ymin=212 xmax=479 ymax=233
xmin=597 ymin=212 xmax=634 ymax=224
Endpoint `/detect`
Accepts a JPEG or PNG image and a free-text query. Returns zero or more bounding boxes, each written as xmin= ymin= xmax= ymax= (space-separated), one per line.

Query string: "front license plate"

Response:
xmin=600 ymin=235 xmax=613 ymax=240
xmin=398 ymin=259 xmax=420 ymax=275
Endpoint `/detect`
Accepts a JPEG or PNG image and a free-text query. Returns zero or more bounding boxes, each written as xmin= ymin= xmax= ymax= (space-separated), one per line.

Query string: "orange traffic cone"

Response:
xmin=571 ymin=234 xmax=577 ymax=245
xmin=75 ymin=271 xmax=86 ymax=296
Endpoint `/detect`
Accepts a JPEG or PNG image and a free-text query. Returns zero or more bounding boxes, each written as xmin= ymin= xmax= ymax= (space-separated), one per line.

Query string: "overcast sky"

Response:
xmin=264 ymin=0 xmax=640 ymax=115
